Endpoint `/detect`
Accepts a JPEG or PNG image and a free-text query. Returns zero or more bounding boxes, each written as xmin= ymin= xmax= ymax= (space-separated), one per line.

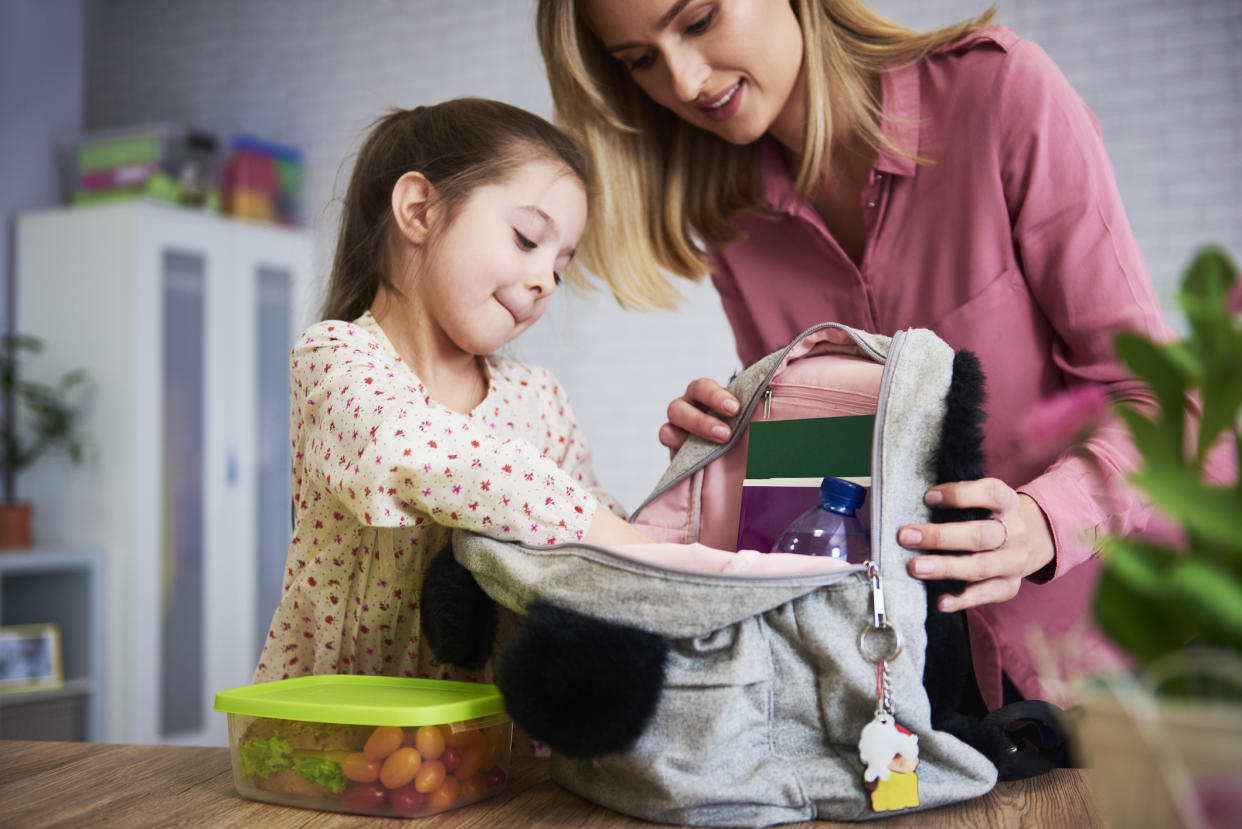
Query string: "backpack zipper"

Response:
xmin=868 ymin=328 xmax=905 ymax=576
xmin=632 ymin=323 xmax=890 ymax=513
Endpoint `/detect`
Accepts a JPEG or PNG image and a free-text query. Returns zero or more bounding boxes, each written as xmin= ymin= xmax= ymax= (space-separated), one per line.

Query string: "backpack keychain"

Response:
xmin=857 ymin=562 xmax=920 ymax=812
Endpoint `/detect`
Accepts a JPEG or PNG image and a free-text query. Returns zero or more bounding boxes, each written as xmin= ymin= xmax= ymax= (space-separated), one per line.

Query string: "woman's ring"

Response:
xmin=990 ymin=516 xmax=1009 ymax=550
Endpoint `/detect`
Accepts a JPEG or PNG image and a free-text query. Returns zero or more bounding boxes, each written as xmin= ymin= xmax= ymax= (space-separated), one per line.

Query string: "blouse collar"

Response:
xmin=759 ymin=59 xmax=922 ymax=214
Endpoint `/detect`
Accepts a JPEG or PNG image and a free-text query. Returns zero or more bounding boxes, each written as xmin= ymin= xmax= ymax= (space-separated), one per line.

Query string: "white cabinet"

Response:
xmin=16 ymin=201 xmax=316 ymax=746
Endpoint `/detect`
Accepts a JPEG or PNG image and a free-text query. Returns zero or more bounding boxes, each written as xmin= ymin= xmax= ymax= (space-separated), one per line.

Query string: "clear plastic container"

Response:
xmin=769 ymin=475 xmax=870 ymax=562
xmin=214 ymin=675 xmax=511 ymax=818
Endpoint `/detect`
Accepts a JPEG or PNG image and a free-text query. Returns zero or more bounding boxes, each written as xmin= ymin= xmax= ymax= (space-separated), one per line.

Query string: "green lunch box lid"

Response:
xmin=213 ymin=675 xmax=507 ymax=726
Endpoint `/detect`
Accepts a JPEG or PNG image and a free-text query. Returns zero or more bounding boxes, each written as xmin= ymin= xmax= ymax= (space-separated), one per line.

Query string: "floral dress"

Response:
xmin=254 ymin=312 xmax=621 ymax=751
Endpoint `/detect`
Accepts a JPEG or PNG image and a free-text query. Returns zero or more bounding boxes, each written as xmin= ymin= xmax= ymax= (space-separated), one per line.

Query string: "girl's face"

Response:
xmin=416 ymin=158 xmax=587 ymax=357
xmin=583 ymin=0 xmax=805 ymax=147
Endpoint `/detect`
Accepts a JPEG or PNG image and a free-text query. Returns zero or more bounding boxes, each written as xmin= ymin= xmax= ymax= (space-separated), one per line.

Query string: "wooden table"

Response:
xmin=0 ymin=740 xmax=1105 ymax=827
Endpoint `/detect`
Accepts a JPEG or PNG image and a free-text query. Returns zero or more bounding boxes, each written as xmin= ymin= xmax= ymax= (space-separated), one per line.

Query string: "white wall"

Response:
xmin=1 ymin=0 xmax=84 ymax=349
xmin=78 ymin=0 xmax=1242 ymax=509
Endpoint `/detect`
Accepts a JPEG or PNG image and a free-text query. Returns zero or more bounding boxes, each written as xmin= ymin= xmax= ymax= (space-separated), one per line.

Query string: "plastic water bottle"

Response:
xmin=770 ymin=476 xmax=869 ymax=562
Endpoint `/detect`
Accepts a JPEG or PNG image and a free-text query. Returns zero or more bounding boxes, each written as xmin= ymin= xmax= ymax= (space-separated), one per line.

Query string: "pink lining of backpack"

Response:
xmin=632 ymin=348 xmax=883 ymax=550
xmin=612 ymin=542 xmax=855 ymax=575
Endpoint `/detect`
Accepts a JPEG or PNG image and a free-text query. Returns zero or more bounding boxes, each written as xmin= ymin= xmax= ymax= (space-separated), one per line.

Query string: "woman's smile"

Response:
xmin=698 ymin=79 xmax=743 ymax=121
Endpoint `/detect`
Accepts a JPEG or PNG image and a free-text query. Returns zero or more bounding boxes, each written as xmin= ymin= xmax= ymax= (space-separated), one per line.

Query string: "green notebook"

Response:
xmin=744 ymin=414 xmax=874 ymax=480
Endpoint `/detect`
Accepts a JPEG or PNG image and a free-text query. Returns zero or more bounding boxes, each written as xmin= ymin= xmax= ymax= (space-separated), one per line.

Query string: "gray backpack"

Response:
xmin=440 ymin=323 xmax=999 ymax=825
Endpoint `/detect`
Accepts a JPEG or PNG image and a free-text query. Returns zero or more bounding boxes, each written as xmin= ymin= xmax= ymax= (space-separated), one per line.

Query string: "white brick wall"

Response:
xmin=81 ymin=0 xmax=1241 ymax=508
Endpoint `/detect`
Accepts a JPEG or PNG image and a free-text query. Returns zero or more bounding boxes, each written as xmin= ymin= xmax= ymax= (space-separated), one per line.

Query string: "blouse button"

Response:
xmin=866 ymin=201 xmax=877 ymax=208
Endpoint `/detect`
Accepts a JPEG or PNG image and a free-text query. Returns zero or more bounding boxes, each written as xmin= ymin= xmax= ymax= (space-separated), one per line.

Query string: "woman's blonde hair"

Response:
xmin=536 ymin=0 xmax=994 ymax=309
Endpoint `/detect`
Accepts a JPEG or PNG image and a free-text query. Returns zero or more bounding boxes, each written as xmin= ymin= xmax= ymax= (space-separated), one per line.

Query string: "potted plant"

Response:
xmin=1026 ymin=246 xmax=1242 ymax=829
xmin=0 ymin=333 xmax=89 ymax=549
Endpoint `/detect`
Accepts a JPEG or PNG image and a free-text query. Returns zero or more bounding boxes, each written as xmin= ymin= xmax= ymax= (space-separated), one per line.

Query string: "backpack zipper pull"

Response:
xmin=763 ymin=388 xmax=772 ymax=420
xmin=859 ymin=561 xmax=902 ymax=663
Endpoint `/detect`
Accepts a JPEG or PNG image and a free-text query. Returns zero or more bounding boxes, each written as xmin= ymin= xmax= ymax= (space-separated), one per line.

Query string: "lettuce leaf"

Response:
xmin=292 ymin=755 xmax=349 ymax=794
xmin=240 ymin=736 xmax=293 ymax=779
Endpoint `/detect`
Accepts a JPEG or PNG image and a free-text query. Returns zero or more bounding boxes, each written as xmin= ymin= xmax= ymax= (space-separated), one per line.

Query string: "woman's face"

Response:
xmin=582 ymin=0 xmax=805 ymax=146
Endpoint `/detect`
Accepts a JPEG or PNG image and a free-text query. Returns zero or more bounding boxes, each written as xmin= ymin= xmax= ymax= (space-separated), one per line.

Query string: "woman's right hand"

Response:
xmin=658 ymin=378 xmax=741 ymax=455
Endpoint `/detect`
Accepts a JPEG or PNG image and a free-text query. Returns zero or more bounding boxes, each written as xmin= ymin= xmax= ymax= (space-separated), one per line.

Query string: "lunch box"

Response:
xmin=214 ymin=675 xmax=512 ymax=818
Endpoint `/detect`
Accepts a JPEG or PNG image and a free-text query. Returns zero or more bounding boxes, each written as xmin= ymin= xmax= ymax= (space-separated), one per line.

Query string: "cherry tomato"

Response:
xmin=388 ymin=783 xmax=426 ymax=816
xmin=340 ymin=752 xmax=380 ymax=783
xmin=414 ymin=724 xmax=446 ymax=760
xmin=379 ymin=746 xmax=422 ymax=790
xmin=363 ymin=725 xmax=405 ymax=762
xmin=413 ymin=759 xmax=446 ymax=793
xmin=340 ymin=782 xmax=388 ymax=812
xmin=482 ymin=726 xmax=505 ymax=770
xmin=428 ymin=775 xmax=461 ymax=810
xmin=445 ymin=728 xmax=485 ymax=753
xmin=459 ymin=773 xmax=487 ymax=800
xmin=454 ymin=743 xmax=484 ymax=781
xmin=440 ymin=746 xmax=461 ymax=773
xmin=483 ymin=767 xmax=507 ymax=788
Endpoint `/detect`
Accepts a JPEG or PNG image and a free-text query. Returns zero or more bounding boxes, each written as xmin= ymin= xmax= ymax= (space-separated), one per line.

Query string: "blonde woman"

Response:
xmin=536 ymin=0 xmax=1179 ymax=717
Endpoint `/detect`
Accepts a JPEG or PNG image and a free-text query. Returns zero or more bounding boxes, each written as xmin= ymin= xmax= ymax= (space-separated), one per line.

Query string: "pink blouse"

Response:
xmin=707 ymin=26 xmax=1168 ymax=709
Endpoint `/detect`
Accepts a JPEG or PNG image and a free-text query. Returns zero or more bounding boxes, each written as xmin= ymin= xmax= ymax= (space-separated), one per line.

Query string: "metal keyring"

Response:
xmin=859 ymin=622 xmax=903 ymax=663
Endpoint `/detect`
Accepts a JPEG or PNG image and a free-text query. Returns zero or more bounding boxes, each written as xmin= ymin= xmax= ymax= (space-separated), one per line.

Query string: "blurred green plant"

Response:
xmin=0 ymin=333 xmax=89 ymax=503
xmin=1093 ymin=247 xmax=1242 ymax=676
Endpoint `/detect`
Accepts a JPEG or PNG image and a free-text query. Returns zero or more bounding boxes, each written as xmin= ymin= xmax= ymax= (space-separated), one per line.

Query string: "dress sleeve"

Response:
xmin=993 ymin=39 xmax=1179 ymax=578
xmin=291 ymin=323 xmax=598 ymax=545
xmin=535 ymin=365 xmax=629 ymax=518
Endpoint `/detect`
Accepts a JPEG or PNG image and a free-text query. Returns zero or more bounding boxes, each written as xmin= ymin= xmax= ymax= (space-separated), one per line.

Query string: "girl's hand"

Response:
xmin=899 ymin=479 xmax=1055 ymax=612
xmin=658 ymin=378 xmax=741 ymax=455
xmin=585 ymin=506 xmax=653 ymax=546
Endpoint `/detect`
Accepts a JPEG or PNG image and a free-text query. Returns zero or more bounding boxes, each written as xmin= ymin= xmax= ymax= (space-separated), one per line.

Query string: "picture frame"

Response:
xmin=0 ymin=623 xmax=64 ymax=694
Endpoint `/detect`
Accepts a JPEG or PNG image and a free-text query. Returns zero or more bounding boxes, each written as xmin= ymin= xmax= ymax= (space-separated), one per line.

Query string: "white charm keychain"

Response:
xmin=857 ymin=563 xmax=920 ymax=811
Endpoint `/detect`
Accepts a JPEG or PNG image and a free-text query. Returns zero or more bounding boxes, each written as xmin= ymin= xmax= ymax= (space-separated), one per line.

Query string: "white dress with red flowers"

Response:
xmin=254 ymin=312 xmax=619 ymax=716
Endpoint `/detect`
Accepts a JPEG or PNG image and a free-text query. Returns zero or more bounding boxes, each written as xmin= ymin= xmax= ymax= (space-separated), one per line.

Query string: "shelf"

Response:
xmin=0 ymin=548 xmax=100 ymax=574
xmin=0 ymin=677 xmax=92 ymax=705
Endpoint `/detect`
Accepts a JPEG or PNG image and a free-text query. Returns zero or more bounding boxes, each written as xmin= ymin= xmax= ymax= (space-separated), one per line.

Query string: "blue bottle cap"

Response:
xmin=819 ymin=476 xmax=865 ymax=512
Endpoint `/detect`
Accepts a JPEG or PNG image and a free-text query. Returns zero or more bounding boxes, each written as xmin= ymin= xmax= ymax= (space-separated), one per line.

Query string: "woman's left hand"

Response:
xmin=899 ymin=478 xmax=1055 ymax=612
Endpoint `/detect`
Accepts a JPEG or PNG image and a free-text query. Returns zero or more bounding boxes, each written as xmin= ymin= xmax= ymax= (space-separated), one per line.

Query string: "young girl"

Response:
xmin=254 ymin=98 xmax=648 ymax=690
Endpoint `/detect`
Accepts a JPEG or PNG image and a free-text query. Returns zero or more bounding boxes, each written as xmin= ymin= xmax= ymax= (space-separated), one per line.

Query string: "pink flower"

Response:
xmin=1228 ymin=277 xmax=1242 ymax=315
xmin=1019 ymin=383 xmax=1110 ymax=453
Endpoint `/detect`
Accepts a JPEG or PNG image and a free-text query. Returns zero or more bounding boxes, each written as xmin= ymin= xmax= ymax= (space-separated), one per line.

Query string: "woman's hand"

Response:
xmin=658 ymin=377 xmax=741 ymax=455
xmin=899 ymin=478 xmax=1056 ymax=612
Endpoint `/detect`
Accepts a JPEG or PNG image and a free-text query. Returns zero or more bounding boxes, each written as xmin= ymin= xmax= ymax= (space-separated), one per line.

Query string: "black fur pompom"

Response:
xmin=923 ymin=349 xmax=1050 ymax=780
xmin=931 ymin=349 xmax=990 ymax=518
xmin=498 ymin=601 xmax=667 ymax=758
xmin=420 ymin=545 xmax=497 ymax=670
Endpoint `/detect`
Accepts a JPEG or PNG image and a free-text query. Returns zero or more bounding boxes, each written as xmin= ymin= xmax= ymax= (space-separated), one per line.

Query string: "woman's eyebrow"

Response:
xmin=604 ymin=0 xmax=692 ymax=52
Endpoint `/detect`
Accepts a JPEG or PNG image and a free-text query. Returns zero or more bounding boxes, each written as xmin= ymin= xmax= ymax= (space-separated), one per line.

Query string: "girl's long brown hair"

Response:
xmin=322 ymin=97 xmax=592 ymax=322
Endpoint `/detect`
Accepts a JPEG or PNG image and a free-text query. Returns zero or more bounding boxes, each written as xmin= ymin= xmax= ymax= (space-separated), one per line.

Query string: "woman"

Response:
xmin=536 ymin=0 xmax=1173 ymax=711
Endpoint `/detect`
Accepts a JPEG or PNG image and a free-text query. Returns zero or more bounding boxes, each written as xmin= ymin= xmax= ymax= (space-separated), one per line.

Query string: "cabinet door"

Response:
xmin=163 ymin=219 xmax=311 ymax=747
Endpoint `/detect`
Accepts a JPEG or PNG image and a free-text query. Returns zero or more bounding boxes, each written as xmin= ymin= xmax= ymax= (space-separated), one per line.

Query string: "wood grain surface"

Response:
xmin=0 ymin=740 xmax=1105 ymax=828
